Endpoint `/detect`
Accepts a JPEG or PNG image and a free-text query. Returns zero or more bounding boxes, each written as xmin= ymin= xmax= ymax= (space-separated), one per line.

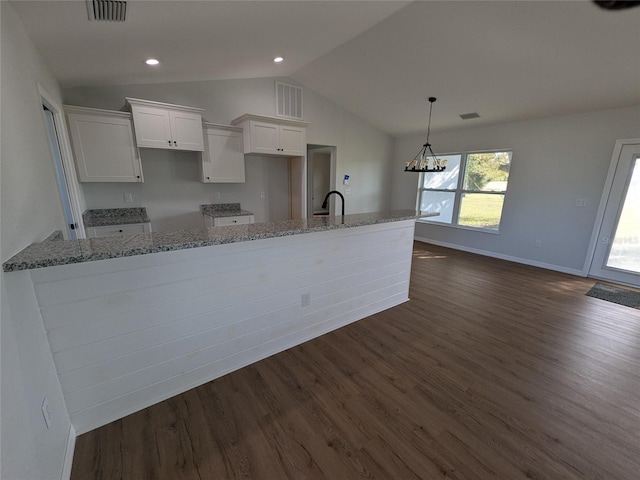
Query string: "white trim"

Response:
xmin=63 ymin=104 xmax=132 ymax=119
xmin=584 ymin=139 xmax=640 ymax=274
xmin=414 ymin=236 xmax=586 ymax=277
xmin=61 ymin=424 xmax=76 ymax=480
xmin=416 ymin=218 xmax=501 ymax=235
xmin=125 ymin=97 xmax=204 ymax=113
xmin=37 ymin=83 xmax=86 ymax=239
xmin=231 ymin=112 xmax=310 ymax=128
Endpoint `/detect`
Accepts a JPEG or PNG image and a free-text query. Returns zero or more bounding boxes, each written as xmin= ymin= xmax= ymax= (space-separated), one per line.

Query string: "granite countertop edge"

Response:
xmin=3 ymin=210 xmax=435 ymax=272
xmin=200 ymin=204 xmax=254 ymax=218
xmin=82 ymin=208 xmax=151 ymax=227
xmin=201 ymin=209 xmax=254 ymax=218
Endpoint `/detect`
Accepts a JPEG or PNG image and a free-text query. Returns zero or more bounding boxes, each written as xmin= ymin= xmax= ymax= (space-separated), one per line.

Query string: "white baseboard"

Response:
xmin=414 ymin=236 xmax=587 ymax=277
xmin=61 ymin=424 xmax=76 ymax=480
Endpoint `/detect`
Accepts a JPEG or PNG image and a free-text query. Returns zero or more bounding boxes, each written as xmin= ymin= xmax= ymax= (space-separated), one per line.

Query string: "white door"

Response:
xmin=279 ymin=125 xmax=305 ymax=155
xmin=170 ymin=110 xmax=204 ymax=151
xmin=589 ymin=141 xmax=640 ymax=287
xmin=67 ymin=113 xmax=142 ymax=182
xmin=131 ymin=106 xmax=173 ymax=148
xmin=43 ymin=106 xmax=78 ymax=240
xmin=251 ymin=122 xmax=280 ymax=154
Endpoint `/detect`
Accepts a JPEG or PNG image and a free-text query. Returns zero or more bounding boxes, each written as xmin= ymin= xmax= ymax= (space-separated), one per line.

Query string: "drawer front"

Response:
xmin=87 ymin=223 xmax=149 ymax=238
xmin=213 ymin=215 xmax=254 ymax=227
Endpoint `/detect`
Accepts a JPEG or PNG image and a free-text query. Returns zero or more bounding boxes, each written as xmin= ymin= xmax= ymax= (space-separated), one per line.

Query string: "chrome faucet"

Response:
xmin=321 ymin=190 xmax=345 ymax=217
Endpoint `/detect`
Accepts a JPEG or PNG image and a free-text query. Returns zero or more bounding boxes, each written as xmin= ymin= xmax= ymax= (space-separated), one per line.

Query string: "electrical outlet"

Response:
xmin=535 ymin=240 xmax=542 ymax=248
xmin=123 ymin=193 xmax=133 ymax=203
xmin=575 ymin=198 xmax=587 ymax=208
xmin=41 ymin=397 xmax=52 ymax=429
xmin=215 ymin=192 xmax=221 ymax=200
xmin=260 ymin=191 xmax=265 ymax=199
xmin=345 ymin=188 xmax=352 ymax=195
xmin=301 ymin=292 xmax=310 ymax=307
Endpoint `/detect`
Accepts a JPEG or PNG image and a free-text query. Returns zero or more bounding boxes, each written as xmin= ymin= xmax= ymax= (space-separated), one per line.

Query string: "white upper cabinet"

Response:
xmin=231 ymin=114 xmax=309 ymax=156
xmin=201 ymin=123 xmax=246 ymax=183
xmin=126 ymin=98 xmax=205 ymax=151
xmin=65 ymin=105 xmax=143 ymax=183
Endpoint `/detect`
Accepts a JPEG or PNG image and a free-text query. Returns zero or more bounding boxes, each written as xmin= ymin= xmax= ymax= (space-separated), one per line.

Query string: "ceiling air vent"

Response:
xmin=459 ymin=112 xmax=480 ymax=120
xmin=86 ymin=0 xmax=127 ymax=22
xmin=276 ymin=82 xmax=303 ymax=120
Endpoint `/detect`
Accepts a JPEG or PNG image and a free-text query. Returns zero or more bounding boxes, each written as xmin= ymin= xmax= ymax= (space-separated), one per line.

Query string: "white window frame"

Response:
xmin=416 ymin=149 xmax=512 ymax=233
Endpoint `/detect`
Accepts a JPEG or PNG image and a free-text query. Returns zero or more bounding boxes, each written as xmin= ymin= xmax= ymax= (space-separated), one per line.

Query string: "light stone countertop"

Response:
xmin=83 ymin=208 xmax=151 ymax=227
xmin=3 ymin=210 xmax=436 ymax=272
xmin=200 ymin=203 xmax=254 ymax=218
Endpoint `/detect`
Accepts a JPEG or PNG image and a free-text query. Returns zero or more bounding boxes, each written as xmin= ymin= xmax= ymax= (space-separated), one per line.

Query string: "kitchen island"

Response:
xmin=4 ymin=210 xmax=433 ymax=434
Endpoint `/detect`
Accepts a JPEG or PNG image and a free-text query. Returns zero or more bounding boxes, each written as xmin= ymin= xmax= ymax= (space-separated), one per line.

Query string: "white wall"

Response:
xmin=63 ymin=78 xmax=395 ymax=227
xmin=391 ymin=106 xmax=640 ymax=274
xmin=1 ymin=2 xmax=73 ymax=478
xmin=81 ymin=150 xmax=289 ymax=231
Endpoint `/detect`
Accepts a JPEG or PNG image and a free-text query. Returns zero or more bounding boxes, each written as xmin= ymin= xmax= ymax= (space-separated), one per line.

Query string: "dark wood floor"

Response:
xmin=71 ymin=242 xmax=640 ymax=479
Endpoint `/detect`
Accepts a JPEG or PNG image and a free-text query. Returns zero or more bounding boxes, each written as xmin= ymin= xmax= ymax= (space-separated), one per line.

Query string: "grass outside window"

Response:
xmin=417 ymin=150 xmax=512 ymax=231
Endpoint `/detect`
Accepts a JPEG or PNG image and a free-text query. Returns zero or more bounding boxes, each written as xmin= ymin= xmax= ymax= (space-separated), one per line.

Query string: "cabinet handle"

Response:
xmin=206 ymin=177 xmax=210 ymax=180
xmin=168 ymin=140 xmax=171 ymax=145
xmin=118 ymin=229 xmax=123 ymax=233
xmin=173 ymin=141 xmax=177 ymax=146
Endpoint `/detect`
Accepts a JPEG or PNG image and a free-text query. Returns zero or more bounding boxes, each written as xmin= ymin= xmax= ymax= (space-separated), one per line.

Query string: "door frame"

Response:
xmin=584 ymin=138 xmax=640 ymax=280
xmin=37 ymin=82 xmax=86 ymax=239
xmin=306 ymin=145 xmax=337 ymax=217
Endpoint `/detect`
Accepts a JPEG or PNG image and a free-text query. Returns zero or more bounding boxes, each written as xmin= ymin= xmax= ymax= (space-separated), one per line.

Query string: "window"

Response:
xmin=417 ymin=150 xmax=512 ymax=231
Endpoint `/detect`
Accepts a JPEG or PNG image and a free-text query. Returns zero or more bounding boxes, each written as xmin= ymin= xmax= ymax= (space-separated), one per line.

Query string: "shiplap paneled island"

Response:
xmin=3 ymin=210 xmax=432 ymax=434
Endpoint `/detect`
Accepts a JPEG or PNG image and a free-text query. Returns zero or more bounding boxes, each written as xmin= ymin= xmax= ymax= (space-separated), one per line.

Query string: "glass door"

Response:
xmin=589 ymin=142 xmax=640 ymax=287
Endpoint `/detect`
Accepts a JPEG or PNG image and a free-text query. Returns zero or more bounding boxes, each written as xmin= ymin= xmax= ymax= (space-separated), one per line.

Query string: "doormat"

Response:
xmin=586 ymin=282 xmax=640 ymax=309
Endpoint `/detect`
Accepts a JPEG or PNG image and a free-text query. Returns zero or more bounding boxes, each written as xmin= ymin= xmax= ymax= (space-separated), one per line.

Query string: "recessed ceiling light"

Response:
xmin=273 ymin=56 xmax=284 ymax=63
xmin=145 ymin=58 xmax=160 ymax=66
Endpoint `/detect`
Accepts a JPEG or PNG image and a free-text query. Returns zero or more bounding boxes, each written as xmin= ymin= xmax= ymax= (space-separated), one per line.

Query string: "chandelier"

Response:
xmin=405 ymin=97 xmax=447 ymax=173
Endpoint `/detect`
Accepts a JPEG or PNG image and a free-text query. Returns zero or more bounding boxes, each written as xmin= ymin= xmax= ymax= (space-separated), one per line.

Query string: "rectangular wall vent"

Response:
xmin=460 ymin=112 xmax=480 ymax=120
xmin=86 ymin=0 xmax=127 ymax=22
xmin=276 ymin=82 xmax=303 ymax=120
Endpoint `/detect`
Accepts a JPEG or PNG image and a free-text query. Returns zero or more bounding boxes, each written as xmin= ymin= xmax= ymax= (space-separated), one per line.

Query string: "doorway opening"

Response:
xmin=39 ymin=84 xmax=85 ymax=239
xmin=307 ymin=145 xmax=336 ymax=218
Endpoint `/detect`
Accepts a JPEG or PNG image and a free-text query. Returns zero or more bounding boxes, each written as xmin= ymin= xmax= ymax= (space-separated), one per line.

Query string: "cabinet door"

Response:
xmin=279 ymin=125 xmax=306 ymax=156
xmin=67 ymin=113 xmax=143 ymax=182
xmin=86 ymin=223 xmax=150 ymax=238
xmin=131 ymin=106 xmax=173 ymax=149
xmin=249 ymin=121 xmax=281 ymax=154
xmin=170 ymin=110 xmax=204 ymax=151
xmin=202 ymin=129 xmax=245 ymax=183
xmin=213 ymin=215 xmax=254 ymax=227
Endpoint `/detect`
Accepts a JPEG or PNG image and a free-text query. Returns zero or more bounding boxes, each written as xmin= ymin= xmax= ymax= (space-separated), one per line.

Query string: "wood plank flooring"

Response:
xmin=71 ymin=242 xmax=640 ymax=479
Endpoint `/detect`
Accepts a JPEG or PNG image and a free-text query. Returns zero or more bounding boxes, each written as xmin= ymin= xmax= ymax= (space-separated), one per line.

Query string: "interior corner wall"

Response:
xmin=390 ymin=106 xmax=640 ymax=273
xmin=1 ymin=2 xmax=73 ymax=478
xmin=62 ymin=77 xmax=394 ymax=228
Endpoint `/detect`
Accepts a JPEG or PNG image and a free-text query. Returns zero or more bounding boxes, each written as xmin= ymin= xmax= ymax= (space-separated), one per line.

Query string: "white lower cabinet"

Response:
xmin=86 ymin=223 xmax=151 ymax=238
xmin=203 ymin=215 xmax=255 ymax=228
xmin=65 ymin=105 xmax=143 ymax=182
xmin=201 ymin=124 xmax=245 ymax=183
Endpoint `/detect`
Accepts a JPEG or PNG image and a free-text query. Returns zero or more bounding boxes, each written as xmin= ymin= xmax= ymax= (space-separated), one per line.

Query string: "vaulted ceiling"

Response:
xmin=10 ymin=0 xmax=640 ymax=137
